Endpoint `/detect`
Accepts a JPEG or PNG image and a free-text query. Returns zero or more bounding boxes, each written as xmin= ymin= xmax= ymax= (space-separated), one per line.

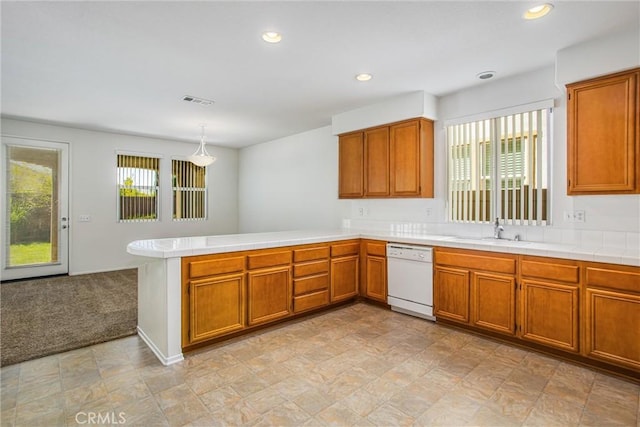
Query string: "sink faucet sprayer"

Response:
xmin=493 ymin=217 xmax=504 ymax=239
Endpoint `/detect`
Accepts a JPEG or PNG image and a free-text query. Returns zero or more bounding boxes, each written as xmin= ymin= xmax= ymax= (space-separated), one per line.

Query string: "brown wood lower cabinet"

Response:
xmin=434 ymin=249 xmax=640 ymax=378
xmin=472 ymin=272 xmax=516 ymax=336
xmin=331 ymin=255 xmax=359 ymax=302
xmin=361 ymin=240 xmax=387 ymax=303
xmin=293 ymin=245 xmax=330 ymax=313
xmin=188 ymin=273 xmax=245 ymax=343
xmin=182 ymin=241 xmax=360 ymax=350
xmin=585 ymin=288 xmax=640 ymax=370
xmin=330 ymin=241 xmax=360 ymax=302
xmin=434 ymin=248 xmax=516 ymax=335
xmin=434 ymin=266 xmax=470 ymax=323
xmin=520 ymin=257 xmax=580 ymax=353
xmin=247 ymin=266 xmax=292 ymax=326
xmin=584 ymin=263 xmax=640 ymax=371
xmin=520 ymin=280 xmax=580 ymax=352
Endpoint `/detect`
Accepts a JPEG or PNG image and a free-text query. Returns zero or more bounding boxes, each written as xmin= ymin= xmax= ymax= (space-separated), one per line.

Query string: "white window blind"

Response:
xmin=447 ymin=107 xmax=550 ymax=225
xmin=117 ymin=154 xmax=160 ymax=222
xmin=172 ymin=160 xmax=206 ymax=221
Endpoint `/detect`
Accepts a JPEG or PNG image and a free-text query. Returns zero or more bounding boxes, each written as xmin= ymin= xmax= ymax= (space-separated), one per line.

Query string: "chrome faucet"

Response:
xmin=493 ymin=217 xmax=504 ymax=239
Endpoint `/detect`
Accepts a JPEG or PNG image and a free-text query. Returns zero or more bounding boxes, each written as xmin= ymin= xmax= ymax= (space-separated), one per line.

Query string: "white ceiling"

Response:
xmin=2 ymin=1 xmax=638 ymax=148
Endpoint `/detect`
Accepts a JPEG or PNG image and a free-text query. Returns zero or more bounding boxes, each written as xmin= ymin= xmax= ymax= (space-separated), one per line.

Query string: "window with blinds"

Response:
xmin=447 ymin=107 xmax=550 ymax=225
xmin=117 ymin=154 xmax=160 ymax=222
xmin=172 ymin=160 xmax=206 ymax=221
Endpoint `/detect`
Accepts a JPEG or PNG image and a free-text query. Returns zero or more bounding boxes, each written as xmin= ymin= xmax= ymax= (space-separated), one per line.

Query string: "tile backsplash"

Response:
xmin=343 ymin=218 xmax=640 ymax=254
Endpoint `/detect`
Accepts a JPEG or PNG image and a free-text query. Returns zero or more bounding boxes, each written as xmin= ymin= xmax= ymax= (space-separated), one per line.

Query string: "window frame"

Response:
xmin=171 ymin=158 xmax=208 ymax=221
xmin=445 ymin=100 xmax=553 ymax=226
xmin=116 ymin=151 xmax=162 ymax=223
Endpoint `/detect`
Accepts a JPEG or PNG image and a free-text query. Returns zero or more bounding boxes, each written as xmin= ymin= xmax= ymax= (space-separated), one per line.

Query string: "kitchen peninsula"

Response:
xmin=127 ymin=228 xmax=640 ymax=380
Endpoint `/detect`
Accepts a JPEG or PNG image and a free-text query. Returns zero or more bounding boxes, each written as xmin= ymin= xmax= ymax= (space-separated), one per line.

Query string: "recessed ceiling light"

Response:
xmin=356 ymin=73 xmax=373 ymax=82
xmin=262 ymin=32 xmax=282 ymax=43
xmin=524 ymin=3 xmax=553 ymax=20
xmin=476 ymin=71 xmax=496 ymax=80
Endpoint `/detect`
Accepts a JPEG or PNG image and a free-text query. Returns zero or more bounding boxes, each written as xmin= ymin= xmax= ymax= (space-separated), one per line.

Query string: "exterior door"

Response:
xmin=1 ymin=136 xmax=69 ymax=280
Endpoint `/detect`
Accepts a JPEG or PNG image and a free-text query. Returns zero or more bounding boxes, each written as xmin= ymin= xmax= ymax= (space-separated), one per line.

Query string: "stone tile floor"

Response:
xmin=1 ymin=302 xmax=638 ymax=426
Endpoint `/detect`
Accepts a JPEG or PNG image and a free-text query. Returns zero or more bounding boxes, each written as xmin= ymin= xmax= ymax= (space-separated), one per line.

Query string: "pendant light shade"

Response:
xmin=188 ymin=125 xmax=216 ymax=167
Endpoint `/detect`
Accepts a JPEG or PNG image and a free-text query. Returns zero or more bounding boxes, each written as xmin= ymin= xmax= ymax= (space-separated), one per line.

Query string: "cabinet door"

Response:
xmin=365 ymin=255 xmax=387 ymax=302
xmin=338 ymin=132 xmax=364 ymax=198
xmin=364 ymin=126 xmax=390 ymax=197
xmin=472 ymin=272 xmax=516 ymax=336
xmin=189 ymin=273 xmax=245 ymax=343
xmin=584 ymin=288 xmax=640 ymax=370
xmin=247 ymin=266 xmax=292 ymax=326
xmin=521 ymin=280 xmax=579 ymax=352
xmin=390 ymin=120 xmax=422 ymax=196
xmin=434 ymin=266 xmax=470 ymax=323
xmin=567 ymin=69 xmax=639 ymax=194
xmin=331 ymin=255 xmax=359 ymax=302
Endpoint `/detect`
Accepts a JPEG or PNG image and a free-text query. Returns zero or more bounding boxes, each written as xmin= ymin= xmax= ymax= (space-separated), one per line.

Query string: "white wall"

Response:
xmin=348 ymin=62 xmax=640 ymax=242
xmin=556 ymin=27 xmax=640 ymax=86
xmin=1 ymin=118 xmax=239 ymax=274
xmin=239 ymin=28 xmax=640 ymax=252
xmin=332 ymin=91 xmax=438 ymax=135
xmin=238 ymin=126 xmax=347 ymax=232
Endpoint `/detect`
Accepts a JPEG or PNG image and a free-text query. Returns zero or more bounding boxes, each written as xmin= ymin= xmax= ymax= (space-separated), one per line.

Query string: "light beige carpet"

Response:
xmin=0 ymin=269 xmax=137 ymax=366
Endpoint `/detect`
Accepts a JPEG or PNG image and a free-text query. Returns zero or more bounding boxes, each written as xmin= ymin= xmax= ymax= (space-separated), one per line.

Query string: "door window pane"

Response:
xmin=6 ymin=146 xmax=59 ymax=266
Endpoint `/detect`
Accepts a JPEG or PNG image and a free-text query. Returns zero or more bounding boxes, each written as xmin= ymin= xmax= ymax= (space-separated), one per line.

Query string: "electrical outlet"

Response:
xmin=426 ymin=208 xmax=433 ymax=218
xmin=358 ymin=208 xmax=364 ymax=217
xmin=563 ymin=210 xmax=586 ymax=223
xmin=78 ymin=215 xmax=91 ymax=222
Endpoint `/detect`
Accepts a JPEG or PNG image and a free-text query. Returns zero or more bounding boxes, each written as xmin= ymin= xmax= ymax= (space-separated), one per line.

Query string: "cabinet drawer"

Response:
xmin=586 ymin=266 xmax=640 ymax=293
xmin=366 ymin=241 xmax=386 ymax=257
xmin=294 ymin=260 xmax=329 ymax=278
xmin=294 ymin=274 xmax=329 ymax=295
xmin=521 ymin=259 xmax=580 ymax=283
xmin=435 ymin=250 xmax=516 ymax=275
xmin=331 ymin=241 xmax=360 ymax=257
xmin=189 ymin=256 xmax=245 ymax=278
xmin=247 ymin=250 xmax=292 ymax=270
xmin=293 ymin=246 xmax=329 ymax=263
xmin=294 ymin=290 xmax=329 ymax=313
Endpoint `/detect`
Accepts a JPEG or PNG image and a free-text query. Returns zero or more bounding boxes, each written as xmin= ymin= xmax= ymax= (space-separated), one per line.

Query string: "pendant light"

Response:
xmin=188 ymin=125 xmax=216 ymax=167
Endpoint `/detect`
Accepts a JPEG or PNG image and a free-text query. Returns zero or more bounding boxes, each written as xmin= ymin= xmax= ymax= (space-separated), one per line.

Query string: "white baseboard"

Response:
xmin=137 ymin=326 xmax=184 ymax=366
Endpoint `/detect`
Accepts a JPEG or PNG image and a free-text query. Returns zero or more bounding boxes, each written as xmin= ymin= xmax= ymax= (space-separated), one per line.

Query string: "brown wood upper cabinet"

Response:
xmin=567 ymin=67 xmax=640 ymax=195
xmin=338 ymin=132 xmax=364 ymax=197
xmin=338 ymin=118 xmax=434 ymax=199
xmin=365 ymin=126 xmax=390 ymax=197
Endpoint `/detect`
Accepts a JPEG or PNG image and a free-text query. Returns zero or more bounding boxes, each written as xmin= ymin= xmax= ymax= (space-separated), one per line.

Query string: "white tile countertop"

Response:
xmin=127 ymin=229 xmax=640 ymax=267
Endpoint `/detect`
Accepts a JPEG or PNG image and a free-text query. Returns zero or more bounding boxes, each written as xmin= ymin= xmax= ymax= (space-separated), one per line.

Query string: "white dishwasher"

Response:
xmin=386 ymin=243 xmax=435 ymax=321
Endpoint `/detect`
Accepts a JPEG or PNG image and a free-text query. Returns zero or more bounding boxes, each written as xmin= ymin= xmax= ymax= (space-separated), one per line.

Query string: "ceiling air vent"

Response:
xmin=182 ymin=95 xmax=215 ymax=106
